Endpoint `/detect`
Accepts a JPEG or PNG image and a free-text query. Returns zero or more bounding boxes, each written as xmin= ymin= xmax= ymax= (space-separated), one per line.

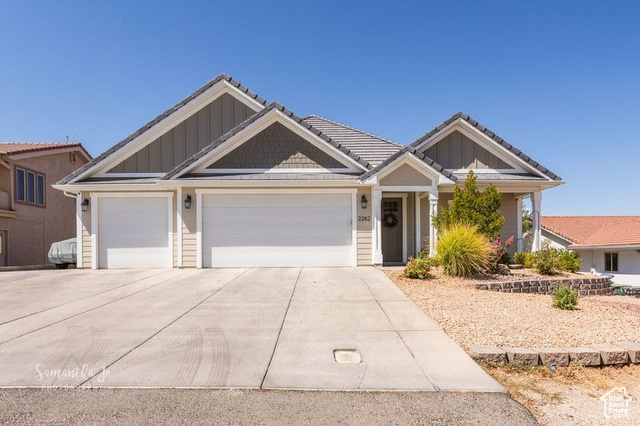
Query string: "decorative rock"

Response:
xmin=502 ymin=347 xmax=539 ymax=367
xmin=534 ymin=348 xmax=570 ymax=366
xmin=508 ymin=264 xmax=523 ymax=270
xmin=497 ymin=264 xmax=511 ymax=275
xmin=615 ymin=342 xmax=640 ymax=364
xmin=469 ymin=345 xmax=507 ymax=364
xmin=567 ymin=347 xmax=601 ymax=366
xmin=590 ymin=344 xmax=629 ymax=365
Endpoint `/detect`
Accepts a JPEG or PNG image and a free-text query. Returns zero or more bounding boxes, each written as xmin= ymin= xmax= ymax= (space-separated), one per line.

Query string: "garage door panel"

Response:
xmin=98 ymin=196 xmax=170 ymax=269
xmin=202 ymin=193 xmax=354 ymax=268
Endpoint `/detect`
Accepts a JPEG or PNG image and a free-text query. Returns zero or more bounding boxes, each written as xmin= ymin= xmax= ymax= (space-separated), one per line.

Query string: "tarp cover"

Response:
xmin=48 ymin=238 xmax=77 ymax=264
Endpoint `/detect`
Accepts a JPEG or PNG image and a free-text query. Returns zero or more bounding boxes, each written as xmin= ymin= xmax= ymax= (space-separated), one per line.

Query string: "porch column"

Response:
xmin=372 ymin=187 xmax=383 ymax=264
xmin=428 ymin=191 xmax=438 ymax=256
xmin=531 ymin=190 xmax=542 ymax=252
xmin=414 ymin=192 xmax=421 ymax=256
xmin=516 ymin=195 xmax=523 ymax=252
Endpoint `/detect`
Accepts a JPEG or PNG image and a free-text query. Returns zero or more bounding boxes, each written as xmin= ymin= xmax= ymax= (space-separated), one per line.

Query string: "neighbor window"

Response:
xmin=15 ymin=167 xmax=45 ymax=206
xmin=604 ymin=252 xmax=618 ymax=272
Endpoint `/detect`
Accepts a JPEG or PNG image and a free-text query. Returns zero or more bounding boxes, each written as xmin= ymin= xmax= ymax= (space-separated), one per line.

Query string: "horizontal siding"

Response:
xmin=181 ymin=187 xmax=197 ymax=267
xmin=80 ymin=191 xmax=92 ymax=268
xmin=357 ymin=187 xmax=372 ymax=265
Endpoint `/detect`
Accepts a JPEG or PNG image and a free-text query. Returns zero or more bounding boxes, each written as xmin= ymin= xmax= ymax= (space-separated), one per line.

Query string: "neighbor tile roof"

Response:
xmin=542 ymin=216 xmax=640 ymax=247
xmin=410 ymin=112 xmax=562 ymax=181
xmin=302 ymin=116 xmax=402 ymax=166
xmin=0 ymin=142 xmax=90 ymax=158
xmin=59 ymin=73 xmax=267 ymax=184
xmin=162 ymin=102 xmax=372 ymax=180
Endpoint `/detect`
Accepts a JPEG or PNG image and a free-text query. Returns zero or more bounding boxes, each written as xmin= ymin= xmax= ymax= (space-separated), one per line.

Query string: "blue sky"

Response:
xmin=1 ymin=1 xmax=638 ymax=215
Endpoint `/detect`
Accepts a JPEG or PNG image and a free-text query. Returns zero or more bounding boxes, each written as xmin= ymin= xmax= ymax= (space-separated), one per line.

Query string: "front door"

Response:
xmin=381 ymin=198 xmax=403 ymax=264
xmin=0 ymin=231 xmax=6 ymax=266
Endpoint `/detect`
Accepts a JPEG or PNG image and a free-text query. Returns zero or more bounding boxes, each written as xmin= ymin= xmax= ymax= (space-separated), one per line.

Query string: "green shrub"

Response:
xmin=433 ymin=171 xmax=505 ymax=239
xmin=404 ymin=257 xmax=434 ymax=279
xmin=558 ymin=250 xmax=581 ymax=273
xmin=436 ymin=224 xmax=492 ymax=277
xmin=552 ymin=285 xmax=578 ymax=310
xmin=532 ymin=248 xmax=562 ymax=275
xmin=514 ymin=251 xmax=534 ymax=268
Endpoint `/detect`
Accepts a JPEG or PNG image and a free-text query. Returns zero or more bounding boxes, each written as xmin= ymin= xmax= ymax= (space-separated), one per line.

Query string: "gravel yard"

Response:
xmin=386 ymin=268 xmax=640 ymax=349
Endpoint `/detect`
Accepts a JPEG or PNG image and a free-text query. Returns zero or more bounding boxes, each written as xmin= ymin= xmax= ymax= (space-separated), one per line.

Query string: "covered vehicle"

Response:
xmin=48 ymin=238 xmax=77 ymax=269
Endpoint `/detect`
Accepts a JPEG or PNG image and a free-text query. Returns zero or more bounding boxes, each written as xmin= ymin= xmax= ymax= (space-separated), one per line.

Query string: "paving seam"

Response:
xmin=0 ymin=270 xmax=171 ymax=327
xmin=0 ymin=270 xmax=196 ymax=346
xmin=259 ymin=267 xmax=302 ymax=389
xmin=76 ymin=268 xmax=251 ymax=388
xmin=356 ymin=268 xmax=440 ymax=390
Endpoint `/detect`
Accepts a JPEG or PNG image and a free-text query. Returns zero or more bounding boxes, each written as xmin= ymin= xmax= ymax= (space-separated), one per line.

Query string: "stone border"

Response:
xmin=474 ymin=276 xmax=613 ymax=295
xmin=470 ymin=342 xmax=640 ymax=367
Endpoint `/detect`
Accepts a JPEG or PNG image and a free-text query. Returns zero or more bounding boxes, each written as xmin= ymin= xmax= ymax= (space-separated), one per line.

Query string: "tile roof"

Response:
xmin=161 ymin=102 xmax=372 ymax=180
xmin=542 ymin=216 xmax=640 ymax=247
xmin=359 ymin=145 xmax=457 ymax=182
xmin=302 ymin=116 xmax=402 ymax=166
xmin=0 ymin=142 xmax=90 ymax=158
xmin=58 ymin=74 xmax=267 ymax=185
xmin=409 ymin=112 xmax=562 ymax=181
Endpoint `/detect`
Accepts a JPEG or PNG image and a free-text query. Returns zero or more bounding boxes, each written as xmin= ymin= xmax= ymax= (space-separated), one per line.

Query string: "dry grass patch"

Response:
xmin=386 ymin=268 xmax=640 ymax=348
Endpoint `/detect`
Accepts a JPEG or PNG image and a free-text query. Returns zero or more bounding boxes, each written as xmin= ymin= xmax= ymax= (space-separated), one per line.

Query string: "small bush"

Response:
xmin=404 ymin=257 xmax=434 ymax=279
xmin=514 ymin=251 xmax=534 ymax=268
xmin=436 ymin=224 xmax=492 ymax=277
xmin=532 ymin=248 xmax=562 ymax=275
xmin=558 ymin=250 xmax=581 ymax=273
xmin=552 ymin=285 xmax=578 ymax=310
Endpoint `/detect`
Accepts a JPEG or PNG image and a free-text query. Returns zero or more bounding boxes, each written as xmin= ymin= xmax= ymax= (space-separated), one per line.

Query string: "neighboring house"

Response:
xmin=0 ymin=143 xmax=91 ymax=266
xmin=53 ymin=74 xmax=563 ymax=269
xmin=542 ymin=216 xmax=640 ymax=285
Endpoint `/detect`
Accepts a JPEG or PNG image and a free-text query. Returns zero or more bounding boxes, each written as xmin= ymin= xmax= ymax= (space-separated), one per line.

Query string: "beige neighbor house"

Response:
xmin=542 ymin=216 xmax=640 ymax=285
xmin=0 ymin=143 xmax=91 ymax=266
xmin=54 ymin=74 xmax=563 ymax=269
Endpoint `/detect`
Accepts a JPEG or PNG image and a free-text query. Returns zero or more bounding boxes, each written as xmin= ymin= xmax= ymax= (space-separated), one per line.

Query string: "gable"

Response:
xmin=206 ymin=122 xmax=345 ymax=170
xmin=379 ymin=163 xmax=432 ymax=186
xmin=108 ymin=93 xmax=255 ymax=174
xmin=422 ymin=130 xmax=513 ymax=170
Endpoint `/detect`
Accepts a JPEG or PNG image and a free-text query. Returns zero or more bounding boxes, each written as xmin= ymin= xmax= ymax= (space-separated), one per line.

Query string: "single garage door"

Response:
xmin=98 ymin=196 xmax=171 ymax=269
xmin=201 ymin=193 xmax=354 ymax=267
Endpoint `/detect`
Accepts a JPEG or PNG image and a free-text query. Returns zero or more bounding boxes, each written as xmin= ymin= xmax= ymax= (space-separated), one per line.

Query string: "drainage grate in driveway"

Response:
xmin=333 ymin=349 xmax=362 ymax=364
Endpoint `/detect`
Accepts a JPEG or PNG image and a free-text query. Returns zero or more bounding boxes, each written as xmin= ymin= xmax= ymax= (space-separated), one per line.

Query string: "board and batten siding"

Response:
xmin=422 ymin=130 xmax=513 ymax=170
xmin=357 ymin=187 xmax=373 ymax=265
xmin=108 ymin=93 xmax=256 ymax=173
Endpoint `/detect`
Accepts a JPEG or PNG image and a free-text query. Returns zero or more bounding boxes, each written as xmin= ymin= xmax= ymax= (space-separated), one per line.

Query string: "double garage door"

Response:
xmin=96 ymin=192 xmax=355 ymax=268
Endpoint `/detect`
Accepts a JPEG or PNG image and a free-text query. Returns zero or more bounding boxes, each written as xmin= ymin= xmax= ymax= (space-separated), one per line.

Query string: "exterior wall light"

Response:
xmin=184 ymin=194 xmax=192 ymax=210
xmin=361 ymin=194 xmax=368 ymax=209
xmin=81 ymin=198 xmax=89 ymax=212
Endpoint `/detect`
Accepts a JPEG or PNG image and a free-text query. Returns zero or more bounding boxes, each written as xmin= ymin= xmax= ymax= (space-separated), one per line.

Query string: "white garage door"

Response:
xmin=201 ymin=193 xmax=354 ymax=267
xmin=98 ymin=196 xmax=171 ymax=269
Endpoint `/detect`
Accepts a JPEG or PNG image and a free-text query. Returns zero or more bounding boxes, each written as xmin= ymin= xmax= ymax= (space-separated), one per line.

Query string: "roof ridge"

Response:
xmin=303 ymin=115 xmax=402 ymax=148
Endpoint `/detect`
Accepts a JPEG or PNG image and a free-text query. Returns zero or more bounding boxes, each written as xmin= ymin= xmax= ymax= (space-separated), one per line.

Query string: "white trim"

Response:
xmin=202 ymin=168 xmax=354 ymax=174
xmin=69 ymin=80 xmax=265 ymax=183
xmin=196 ymin=192 xmax=203 ymax=269
xmin=531 ymin=190 xmax=542 ymax=252
xmin=372 ymin=187 xmax=383 ymax=264
xmin=195 ymin=188 xmax=357 ymax=268
xmin=76 ymin=194 xmax=83 ymax=268
xmin=99 ymin=173 xmax=164 ymax=178
xmin=90 ymin=194 xmax=98 ymax=270
xmin=54 ymin=184 xmax=162 ymax=192
xmin=372 ymin=152 xmax=453 ymax=185
xmin=382 ymin=193 xmax=408 ymax=263
xmin=176 ymin=187 xmax=183 ymax=268
xmin=414 ymin=192 xmax=421 ymax=256
xmin=184 ymin=109 xmax=367 ymax=177
xmin=413 ymin=119 xmax=556 ymax=180
xmin=90 ymin=192 xmax=174 ymax=269
xmin=571 ymin=244 xmax=640 ymax=250
xmin=447 ymin=168 xmax=524 ymax=174
xmin=429 ymin=191 xmax=438 ymax=256
xmin=379 ymin=185 xmax=434 ymax=193
xmin=158 ymin=180 xmax=361 ymax=188
xmin=516 ymin=195 xmax=523 ymax=252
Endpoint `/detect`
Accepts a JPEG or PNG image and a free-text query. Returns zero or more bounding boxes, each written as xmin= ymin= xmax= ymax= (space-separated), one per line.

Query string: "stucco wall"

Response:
xmin=577 ymin=248 xmax=640 ymax=275
xmin=1 ymin=152 xmax=87 ymax=266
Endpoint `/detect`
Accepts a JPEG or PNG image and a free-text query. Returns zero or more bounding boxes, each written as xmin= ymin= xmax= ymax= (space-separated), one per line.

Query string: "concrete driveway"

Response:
xmin=0 ymin=267 xmax=502 ymax=392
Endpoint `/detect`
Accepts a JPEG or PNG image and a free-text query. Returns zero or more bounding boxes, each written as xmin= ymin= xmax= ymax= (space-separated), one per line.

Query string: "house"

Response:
xmin=542 ymin=216 xmax=640 ymax=284
xmin=53 ymin=74 xmax=562 ymax=269
xmin=0 ymin=143 xmax=91 ymax=266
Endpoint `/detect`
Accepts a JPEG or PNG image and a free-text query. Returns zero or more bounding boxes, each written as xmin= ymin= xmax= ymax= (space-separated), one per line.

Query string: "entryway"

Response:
xmin=381 ymin=197 xmax=404 ymax=264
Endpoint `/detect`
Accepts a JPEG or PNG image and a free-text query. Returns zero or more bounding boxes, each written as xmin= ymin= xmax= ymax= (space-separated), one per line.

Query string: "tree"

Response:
xmin=433 ymin=171 xmax=505 ymax=239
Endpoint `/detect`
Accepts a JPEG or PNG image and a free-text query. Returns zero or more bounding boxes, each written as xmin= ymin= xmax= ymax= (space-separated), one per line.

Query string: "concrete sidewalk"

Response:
xmin=0 ymin=267 xmax=502 ymax=392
